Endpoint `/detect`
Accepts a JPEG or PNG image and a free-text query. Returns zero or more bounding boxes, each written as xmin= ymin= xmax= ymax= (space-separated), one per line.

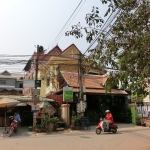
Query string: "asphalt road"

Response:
xmin=0 ymin=124 xmax=150 ymax=150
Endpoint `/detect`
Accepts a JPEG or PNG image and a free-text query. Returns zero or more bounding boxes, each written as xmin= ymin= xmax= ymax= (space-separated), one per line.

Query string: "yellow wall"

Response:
xmin=40 ymin=44 xmax=80 ymax=97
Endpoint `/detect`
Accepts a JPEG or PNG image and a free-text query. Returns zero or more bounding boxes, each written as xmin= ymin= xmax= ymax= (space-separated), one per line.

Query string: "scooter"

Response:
xmin=8 ymin=116 xmax=18 ymax=137
xmin=96 ymin=118 xmax=118 ymax=134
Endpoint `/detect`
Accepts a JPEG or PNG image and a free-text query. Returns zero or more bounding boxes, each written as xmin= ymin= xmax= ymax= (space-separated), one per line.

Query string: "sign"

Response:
xmin=23 ymin=80 xmax=35 ymax=88
xmin=45 ymin=104 xmax=56 ymax=116
xmin=31 ymin=89 xmax=40 ymax=95
xmin=35 ymin=80 xmax=41 ymax=87
xmin=31 ymin=104 xmax=39 ymax=111
xmin=63 ymin=86 xmax=73 ymax=102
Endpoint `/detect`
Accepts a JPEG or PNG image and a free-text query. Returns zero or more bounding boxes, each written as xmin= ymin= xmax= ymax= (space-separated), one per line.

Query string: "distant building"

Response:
xmin=0 ymin=70 xmax=23 ymax=95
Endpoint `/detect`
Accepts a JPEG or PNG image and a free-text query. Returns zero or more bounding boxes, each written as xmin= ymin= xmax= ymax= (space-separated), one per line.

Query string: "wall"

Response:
xmin=143 ymin=95 xmax=150 ymax=103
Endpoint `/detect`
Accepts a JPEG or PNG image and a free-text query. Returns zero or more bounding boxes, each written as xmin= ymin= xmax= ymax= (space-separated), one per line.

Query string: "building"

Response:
xmin=0 ymin=70 xmax=23 ymax=95
xmin=40 ymin=44 xmax=105 ymax=98
xmin=23 ymin=45 xmax=62 ymax=96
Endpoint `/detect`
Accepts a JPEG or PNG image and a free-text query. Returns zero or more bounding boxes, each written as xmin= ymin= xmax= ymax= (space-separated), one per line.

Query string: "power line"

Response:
xmin=49 ymin=0 xmax=84 ymax=48
xmin=55 ymin=0 xmax=86 ymax=45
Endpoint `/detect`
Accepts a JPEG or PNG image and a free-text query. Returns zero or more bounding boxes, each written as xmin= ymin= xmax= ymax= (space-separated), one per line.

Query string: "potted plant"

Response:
xmin=47 ymin=117 xmax=59 ymax=132
xmin=35 ymin=115 xmax=49 ymax=132
xmin=71 ymin=116 xmax=76 ymax=127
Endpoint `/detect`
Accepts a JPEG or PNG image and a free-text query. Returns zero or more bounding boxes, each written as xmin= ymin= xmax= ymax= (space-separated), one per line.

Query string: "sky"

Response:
xmin=0 ymin=0 xmax=108 ymax=73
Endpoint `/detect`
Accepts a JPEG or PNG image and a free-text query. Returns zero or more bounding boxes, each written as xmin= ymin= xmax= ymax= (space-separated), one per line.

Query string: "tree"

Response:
xmin=66 ymin=0 xmax=150 ymax=99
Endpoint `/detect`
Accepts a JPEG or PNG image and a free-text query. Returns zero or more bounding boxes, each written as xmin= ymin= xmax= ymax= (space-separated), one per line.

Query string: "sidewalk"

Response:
xmin=0 ymin=123 xmax=148 ymax=138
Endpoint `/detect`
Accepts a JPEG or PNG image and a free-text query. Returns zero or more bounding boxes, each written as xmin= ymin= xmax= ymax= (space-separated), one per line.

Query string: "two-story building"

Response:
xmin=0 ymin=70 xmax=23 ymax=95
xmin=23 ymin=45 xmax=62 ymax=96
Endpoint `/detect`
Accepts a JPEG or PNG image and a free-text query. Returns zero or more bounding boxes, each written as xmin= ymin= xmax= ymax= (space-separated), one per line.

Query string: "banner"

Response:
xmin=63 ymin=86 xmax=73 ymax=102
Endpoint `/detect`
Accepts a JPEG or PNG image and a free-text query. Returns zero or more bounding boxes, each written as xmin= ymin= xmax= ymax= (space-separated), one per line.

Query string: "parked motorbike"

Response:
xmin=96 ymin=119 xmax=118 ymax=134
xmin=8 ymin=116 xmax=18 ymax=137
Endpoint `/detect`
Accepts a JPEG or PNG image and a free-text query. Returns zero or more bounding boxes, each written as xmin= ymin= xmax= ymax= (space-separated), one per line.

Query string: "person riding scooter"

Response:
xmin=101 ymin=110 xmax=114 ymax=131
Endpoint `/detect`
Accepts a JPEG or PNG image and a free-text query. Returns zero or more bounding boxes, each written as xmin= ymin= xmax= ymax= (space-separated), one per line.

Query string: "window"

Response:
xmin=19 ymin=83 xmax=23 ymax=88
xmin=0 ymin=80 xmax=6 ymax=84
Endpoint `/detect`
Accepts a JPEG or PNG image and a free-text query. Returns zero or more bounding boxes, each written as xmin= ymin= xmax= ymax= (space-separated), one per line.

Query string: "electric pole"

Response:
xmin=78 ymin=52 xmax=83 ymax=102
xmin=33 ymin=45 xmax=39 ymax=130
xmin=78 ymin=52 xmax=85 ymax=117
xmin=35 ymin=45 xmax=39 ymax=86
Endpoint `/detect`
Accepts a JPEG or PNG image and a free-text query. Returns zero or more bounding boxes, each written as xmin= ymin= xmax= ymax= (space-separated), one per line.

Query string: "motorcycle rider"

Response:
xmin=14 ymin=111 xmax=21 ymax=130
xmin=101 ymin=110 xmax=114 ymax=131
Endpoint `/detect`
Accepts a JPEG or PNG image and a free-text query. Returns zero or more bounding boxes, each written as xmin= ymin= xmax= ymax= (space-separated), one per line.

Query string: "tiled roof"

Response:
xmin=73 ymin=88 xmax=127 ymax=95
xmin=61 ymin=72 xmax=127 ymax=95
xmin=61 ymin=72 xmax=107 ymax=89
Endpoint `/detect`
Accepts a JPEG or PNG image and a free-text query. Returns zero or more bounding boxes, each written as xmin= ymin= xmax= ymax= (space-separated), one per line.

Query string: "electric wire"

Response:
xmin=49 ymin=0 xmax=84 ymax=48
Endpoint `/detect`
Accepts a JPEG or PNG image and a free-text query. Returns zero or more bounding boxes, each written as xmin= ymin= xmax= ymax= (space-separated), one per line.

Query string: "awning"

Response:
xmin=0 ymin=96 xmax=54 ymax=102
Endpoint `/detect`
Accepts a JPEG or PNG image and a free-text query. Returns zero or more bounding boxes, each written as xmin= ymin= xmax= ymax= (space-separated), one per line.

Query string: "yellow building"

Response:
xmin=39 ymin=44 xmax=105 ymax=98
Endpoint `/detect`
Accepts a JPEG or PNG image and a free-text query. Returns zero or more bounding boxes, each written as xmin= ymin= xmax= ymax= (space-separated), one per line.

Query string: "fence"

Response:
xmin=137 ymin=106 xmax=150 ymax=118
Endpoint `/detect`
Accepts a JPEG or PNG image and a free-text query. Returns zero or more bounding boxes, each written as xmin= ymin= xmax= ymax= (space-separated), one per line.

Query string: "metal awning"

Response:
xmin=0 ymin=96 xmax=54 ymax=102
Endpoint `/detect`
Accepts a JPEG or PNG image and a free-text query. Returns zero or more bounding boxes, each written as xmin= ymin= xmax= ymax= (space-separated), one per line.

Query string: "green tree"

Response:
xmin=66 ymin=0 xmax=150 ymax=99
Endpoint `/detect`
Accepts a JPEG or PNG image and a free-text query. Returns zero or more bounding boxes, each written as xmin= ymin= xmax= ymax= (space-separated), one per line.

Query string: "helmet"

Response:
xmin=106 ymin=110 xmax=110 ymax=113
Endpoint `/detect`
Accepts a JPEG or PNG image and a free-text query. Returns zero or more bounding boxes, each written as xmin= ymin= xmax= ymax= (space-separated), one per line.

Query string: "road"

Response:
xmin=0 ymin=124 xmax=150 ymax=150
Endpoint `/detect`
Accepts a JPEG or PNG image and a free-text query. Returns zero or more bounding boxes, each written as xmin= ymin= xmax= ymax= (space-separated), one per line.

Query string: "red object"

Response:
xmin=47 ymin=94 xmax=63 ymax=106
xmin=8 ymin=118 xmax=18 ymax=137
xmin=106 ymin=113 xmax=114 ymax=122
xmin=96 ymin=120 xmax=118 ymax=134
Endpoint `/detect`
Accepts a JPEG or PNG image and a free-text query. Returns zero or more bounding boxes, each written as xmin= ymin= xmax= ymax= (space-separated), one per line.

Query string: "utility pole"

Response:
xmin=35 ymin=45 xmax=39 ymax=83
xmin=78 ymin=52 xmax=85 ymax=116
xmin=32 ymin=45 xmax=39 ymax=130
xmin=78 ymin=52 xmax=83 ymax=102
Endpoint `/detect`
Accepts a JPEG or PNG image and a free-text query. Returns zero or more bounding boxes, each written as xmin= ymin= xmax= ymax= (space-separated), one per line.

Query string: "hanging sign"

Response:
xmin=63 ymin=86 xmax=73 ymax=102
xmin=35 ymin=80 xmax=41 ymax=87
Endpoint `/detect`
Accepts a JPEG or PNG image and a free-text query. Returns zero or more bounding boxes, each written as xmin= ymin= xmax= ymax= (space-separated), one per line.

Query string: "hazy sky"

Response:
xmin=0 ymin=0 xmax=108 ymax=73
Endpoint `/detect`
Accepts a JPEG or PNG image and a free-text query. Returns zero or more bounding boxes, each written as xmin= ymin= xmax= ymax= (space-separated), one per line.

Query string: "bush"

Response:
xmin=35 ymin=115 xmax=59 ymax=132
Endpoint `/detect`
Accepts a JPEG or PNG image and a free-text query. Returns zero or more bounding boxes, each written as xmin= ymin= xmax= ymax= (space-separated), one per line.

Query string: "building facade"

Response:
xmin=0 ymin=70 xmax=23 ymax=95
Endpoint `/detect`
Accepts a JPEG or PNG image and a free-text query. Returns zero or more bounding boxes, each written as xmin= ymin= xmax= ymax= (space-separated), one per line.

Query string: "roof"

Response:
xmin=0 ymin=70 xmax=24 ymax=80
xmin=23 ymin=45 xmax=62 ymax=71
xmin=0 ymin=96 xmax=54 ymax=102
xmin=60 ymin=72 xmax=127 ymax=95
xmin=73 ymin=88 xmax=127 ymax=95
xmin=61 ymin=72 xmax=107 ymax=89
xmin=59 ymin=44 xmax=80 ymax=56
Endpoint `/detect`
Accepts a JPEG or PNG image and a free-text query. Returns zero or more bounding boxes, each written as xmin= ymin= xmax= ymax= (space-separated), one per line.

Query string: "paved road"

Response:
xmin=0 ymin=124 xmax=150 ymax=150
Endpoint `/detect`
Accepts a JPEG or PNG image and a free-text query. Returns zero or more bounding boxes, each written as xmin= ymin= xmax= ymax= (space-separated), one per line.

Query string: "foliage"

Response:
xmin=136 ymin=115 xmax=141 ymax=124
xmin=35 ymin=115 xmax=59 ymax=132
xmin=49 ymin=117 xmax=59 ymax=126
xmin=112 ymin=106 xmax=132 ymax=123
xmin=66 ymin=0 xmax=150 ymax=98
xmin=85 ymin=105 xmax=109 ymax=122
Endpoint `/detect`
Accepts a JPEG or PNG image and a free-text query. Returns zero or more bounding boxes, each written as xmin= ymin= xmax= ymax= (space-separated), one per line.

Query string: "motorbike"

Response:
xmin=96 ymin=119 xmax=118 ymax=134
xmin=8 ymin=116 xmax=18 ymax=137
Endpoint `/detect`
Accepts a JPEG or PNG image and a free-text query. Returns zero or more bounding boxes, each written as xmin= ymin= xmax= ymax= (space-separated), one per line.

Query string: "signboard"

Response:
xmin=45 ymin=105 xmax=56 ymax=116
xmin=31 ymin=104 xmax=39 ymax=111
xmin=23 ymin=80 xmax=35 ymax=88
xmin=35 ymin=80 xmax=41 ymax=88
xmin=31 ymin=89 xmax=40 ymax=95
xmin=63 ymin=86 xmax=73 ymax=102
